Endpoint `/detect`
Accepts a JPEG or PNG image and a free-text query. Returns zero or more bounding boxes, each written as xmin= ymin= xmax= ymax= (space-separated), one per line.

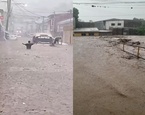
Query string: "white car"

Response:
xmin=10 ymin=35 xmax=17 ymax=40
xmin=32 ymin=33 xmax=54 ymax=44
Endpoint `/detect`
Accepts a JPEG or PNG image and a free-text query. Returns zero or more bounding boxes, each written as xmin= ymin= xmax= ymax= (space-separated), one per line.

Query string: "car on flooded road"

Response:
xmin=9 ymin=35 xmax=17 ymax=40
xmin=32 ymin=33 xmax=54 ymax=44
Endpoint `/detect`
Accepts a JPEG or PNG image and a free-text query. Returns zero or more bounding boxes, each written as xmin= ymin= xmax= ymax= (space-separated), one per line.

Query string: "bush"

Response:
xmin=137 ymin=24 xmax=145 ymax=35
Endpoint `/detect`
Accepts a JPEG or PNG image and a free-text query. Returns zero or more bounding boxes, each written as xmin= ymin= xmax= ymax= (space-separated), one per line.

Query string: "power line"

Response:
xmin=19 ymin=6 xmax=43 ymax=16
xmin=80 ymin=14 xmax=145 ymax=18
xmin=73 ymin=1 xmax=145 ymax=5
xmin=13 ymin=1 xmax=71 ymax=16
xmin=13 ymin=2 xmax=42 ymax=17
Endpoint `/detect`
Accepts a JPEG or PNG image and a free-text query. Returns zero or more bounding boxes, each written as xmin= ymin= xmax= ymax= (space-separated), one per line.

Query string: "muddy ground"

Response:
xmin=74 ymin=36 xmax=145 ymax=115
xmin=0 ymin=38 xmax=73 ymax=115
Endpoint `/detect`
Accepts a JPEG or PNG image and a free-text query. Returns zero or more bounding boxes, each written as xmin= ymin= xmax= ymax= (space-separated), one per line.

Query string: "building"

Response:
xmin=94 ymin=18 xmax=145 ymax=35
xmin=74 ymin=20 xmax=105 ymax=30
xmin=101 ymin=18 xmax=144 ymax=30
xmin=57 ymin=18 xmax=73 ymax=35
xmin=57 ymin=18 xmax=73 ymax=44
xmin=101 ymin=18 xmax=124 ymax=30
xmin=73 ymin=28 xmax=112 ymax=37
xmin=46 ymin=12 xmax=72 ymax=36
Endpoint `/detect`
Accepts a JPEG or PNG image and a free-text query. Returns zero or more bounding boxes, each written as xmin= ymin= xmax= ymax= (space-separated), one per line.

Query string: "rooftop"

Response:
xmin=58 ymin=18 xmax=73 ymax=25
xmin=96 ymin=18 xmax=133 ymax=22
xmin=74 ymin=28 xmax=112 ymax=32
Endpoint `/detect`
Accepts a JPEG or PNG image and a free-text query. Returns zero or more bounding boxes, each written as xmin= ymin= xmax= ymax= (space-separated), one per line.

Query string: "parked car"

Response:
xmin=32 ymin=33 xmax=54 ymax=44
xmin=9 ymin=35 xmax=17 ymax=40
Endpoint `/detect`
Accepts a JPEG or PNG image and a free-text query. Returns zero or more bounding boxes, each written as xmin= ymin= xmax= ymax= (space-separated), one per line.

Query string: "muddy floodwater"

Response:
xmin=0 ymin=38 xmax=73 ymax=115
xmin=74 ymin=36 xmax=145 ymax=115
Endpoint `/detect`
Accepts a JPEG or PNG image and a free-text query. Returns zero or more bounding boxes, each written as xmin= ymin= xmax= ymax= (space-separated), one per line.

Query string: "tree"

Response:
xmin=137 ymin=23 xmax=145 ymax=35
xmin=73 ymin=7 xmax=79 ymax=28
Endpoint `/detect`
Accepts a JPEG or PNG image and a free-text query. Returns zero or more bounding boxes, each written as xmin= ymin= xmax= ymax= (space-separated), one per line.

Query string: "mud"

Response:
xmin=74 ymin=36 xmax=145 ymax=115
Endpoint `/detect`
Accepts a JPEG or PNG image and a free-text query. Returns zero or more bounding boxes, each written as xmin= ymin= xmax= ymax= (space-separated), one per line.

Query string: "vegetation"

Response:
xmin=137 ymin=23 xmax=145 ymax=35
xmin=73 ymin=7 xmax=79 ymax=28
xmin=133 ymin=18 xmax=145 ymax=35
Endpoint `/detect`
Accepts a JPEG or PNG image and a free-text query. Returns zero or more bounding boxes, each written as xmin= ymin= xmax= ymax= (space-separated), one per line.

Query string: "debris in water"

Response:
xmin=121 ymin=55 xmax=135 ymax=60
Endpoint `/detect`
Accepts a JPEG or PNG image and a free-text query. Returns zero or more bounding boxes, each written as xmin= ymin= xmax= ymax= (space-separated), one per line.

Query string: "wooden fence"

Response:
xmin=121 ymin=43 xmax=145 ymax=60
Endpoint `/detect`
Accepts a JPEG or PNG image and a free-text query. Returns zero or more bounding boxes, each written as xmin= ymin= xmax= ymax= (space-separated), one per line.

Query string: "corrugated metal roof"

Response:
xmin=96 ymin=18 xmax=133 ymax=22
xmin=99 ymin=30 xmax=112 ymax=32
xmin=74 ymin=28 xmax=99 ymax=32
xmin=58 ymin=18 xmax=73 ymax=25
xmin=74 ymin=28 xmax=112 ymax=32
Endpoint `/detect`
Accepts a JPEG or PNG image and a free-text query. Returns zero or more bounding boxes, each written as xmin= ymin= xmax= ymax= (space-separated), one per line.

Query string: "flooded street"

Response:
xmin=0 ymin=38 xmax=73 ymax=115
xmin=74 ymin=36 xmax=145 ymax=115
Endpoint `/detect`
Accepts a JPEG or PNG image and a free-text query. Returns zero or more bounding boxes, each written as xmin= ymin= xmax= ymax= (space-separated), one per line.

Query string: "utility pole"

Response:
xmin=6 ymin=0 xmax=12 ymax=31
xmin=42 ymin=16 xmax=45 ymax=32
xmin=69 ymin=10 xmax=72 ymax=44
xmin=53 ymin=11 xmax=55 ymax=36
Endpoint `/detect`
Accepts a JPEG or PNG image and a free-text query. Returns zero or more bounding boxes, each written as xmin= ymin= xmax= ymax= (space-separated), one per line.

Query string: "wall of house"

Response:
xmin=47 ymin=13 xmax=72 ymax=37
xmin=62 ymin=25 xmax=73 ymax=44
xmin=105 ymin=20 xmax=124 ymax=30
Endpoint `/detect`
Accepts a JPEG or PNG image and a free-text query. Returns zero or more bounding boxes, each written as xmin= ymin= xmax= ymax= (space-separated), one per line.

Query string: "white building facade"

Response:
xmin=105 ymin=20 xmax=124 ymax=30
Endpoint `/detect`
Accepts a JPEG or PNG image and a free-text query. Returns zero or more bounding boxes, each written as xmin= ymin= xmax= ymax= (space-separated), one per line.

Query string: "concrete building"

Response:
xmin=46 ymin=12 xmax=72 ymax=36
xmin=104 ymin=19 xmax=124 ymax=30
xmin=57 ymin=18 xmax=73 ymax=35
xmin=57 ymin=18 xmax=73 ymax=44
xmin=101 ymin=18 xmax=144 ymax=30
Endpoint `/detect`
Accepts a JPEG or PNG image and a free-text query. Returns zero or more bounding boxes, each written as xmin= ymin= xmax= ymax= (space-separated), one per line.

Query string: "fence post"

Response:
xmin=137 ymin=46 xmax=140 ymax=59
xmin=123 ymin=44 xmax=125 ymax=51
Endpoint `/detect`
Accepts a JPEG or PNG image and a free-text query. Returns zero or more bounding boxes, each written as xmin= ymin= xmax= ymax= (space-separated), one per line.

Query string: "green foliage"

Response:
xmin=137 ymin=23 xmax=145 ymax=35
xmin=73 ymin=7 xmax=79 ymax=28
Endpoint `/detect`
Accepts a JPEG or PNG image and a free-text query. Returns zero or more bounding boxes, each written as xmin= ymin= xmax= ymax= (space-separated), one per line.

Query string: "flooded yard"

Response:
xmin=74 ymin=36 xmax=145 ymax=115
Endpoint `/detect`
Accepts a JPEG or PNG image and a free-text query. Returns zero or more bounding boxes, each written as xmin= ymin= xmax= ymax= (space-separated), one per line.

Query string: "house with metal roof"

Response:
xmin=73 ymin=27 xmax=112 ymax=37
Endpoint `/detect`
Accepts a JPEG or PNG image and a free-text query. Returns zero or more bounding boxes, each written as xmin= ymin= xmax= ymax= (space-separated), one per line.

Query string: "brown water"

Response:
xmin=74 ymin=36 xmax=145 ymax=115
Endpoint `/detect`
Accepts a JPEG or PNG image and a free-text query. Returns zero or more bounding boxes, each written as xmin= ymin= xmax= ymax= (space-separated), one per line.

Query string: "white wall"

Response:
xmin=105 ymin=20 xmax=124 ymax=30
xmin=63 ymin=30 xmax=73 ymax=44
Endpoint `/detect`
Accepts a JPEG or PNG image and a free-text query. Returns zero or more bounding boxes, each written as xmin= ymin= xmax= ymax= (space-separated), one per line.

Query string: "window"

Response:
xmin=118 ymin=23 xmax=121 ymax=26
xmin=82 ymin=33 xmax=86 ymax=36
xmin=111 ymin=23 xmax=115 ymax=26
xmin=89 ymin=33 xmax=94 ymax=36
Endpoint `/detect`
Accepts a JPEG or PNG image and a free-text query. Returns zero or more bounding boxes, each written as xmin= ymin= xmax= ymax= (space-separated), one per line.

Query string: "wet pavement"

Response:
xmin=74 ymin=36 xmax=145 ymax=115
xmin=0 ymin=38 xmax=73 ymax=115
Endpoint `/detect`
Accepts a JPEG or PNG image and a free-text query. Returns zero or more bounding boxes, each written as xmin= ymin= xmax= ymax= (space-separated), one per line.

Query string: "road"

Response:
xmin=74 ymin=36 xmax=145 ymax=115
xmin=0 ymin=37 xmax=73 ymax=115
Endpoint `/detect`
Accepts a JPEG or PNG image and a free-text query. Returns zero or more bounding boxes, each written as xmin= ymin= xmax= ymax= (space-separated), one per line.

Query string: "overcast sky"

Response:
xmin=73 ymin=0 xmax=145 ymax=22
xmin=12 ymin=0 xmax=72 ymax=16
